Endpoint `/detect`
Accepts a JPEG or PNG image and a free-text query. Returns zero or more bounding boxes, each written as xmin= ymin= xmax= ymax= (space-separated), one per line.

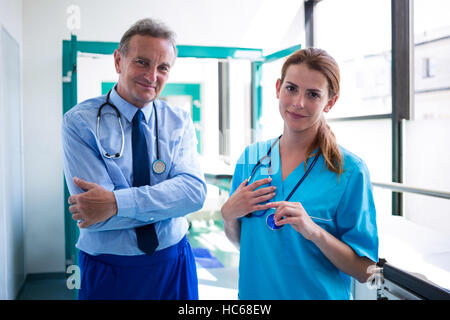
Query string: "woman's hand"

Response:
xmin=267 ymin=201 xmax=376 ymax=283
xmin=221 ymin=177 xmax=276 ymax=222
xmin=266 ymin=201 xmax=321 ymax=240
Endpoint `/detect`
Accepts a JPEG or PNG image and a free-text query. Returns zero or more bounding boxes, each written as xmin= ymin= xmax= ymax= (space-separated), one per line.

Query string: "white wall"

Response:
xmin=22 ymin=0 xmax=66 ymax=274
xmin=0 ymin=0 xmax=22 ymax=42
xmin=22 ymin=0 xmax=304 ymax=274
xmin=0 ymin=0 xmax=24 ymax=300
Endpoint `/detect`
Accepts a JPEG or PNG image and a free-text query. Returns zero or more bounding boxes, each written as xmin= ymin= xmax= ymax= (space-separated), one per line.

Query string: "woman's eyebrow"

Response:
xmin=286 ymin=81 xmax=324 ymax=93
xmin=306 ymin=88 xmax=323 ymax=93
xmin=285 ymin=81 xmax=299 ymax=88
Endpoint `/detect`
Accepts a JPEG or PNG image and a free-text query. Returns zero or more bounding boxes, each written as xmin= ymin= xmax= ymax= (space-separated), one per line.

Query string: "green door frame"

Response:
xmin=158 ymin=83 xmax=203 ymax=153
xmin=62 ymin=34 xmax=300 ymax=265
xmin=250 ymin=44 xmax=301 ymax=141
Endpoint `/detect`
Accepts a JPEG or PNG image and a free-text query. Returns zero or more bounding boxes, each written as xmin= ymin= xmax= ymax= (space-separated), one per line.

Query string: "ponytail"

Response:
xmin=305 ymin=116 xmax=343 ymax=176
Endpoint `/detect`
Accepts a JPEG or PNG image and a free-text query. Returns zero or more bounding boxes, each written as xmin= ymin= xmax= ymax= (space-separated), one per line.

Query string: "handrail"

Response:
xmin=204 ymin=173 xmax=450 ymax=200
xmin=372 ymin=181 xmax=450 ymax=200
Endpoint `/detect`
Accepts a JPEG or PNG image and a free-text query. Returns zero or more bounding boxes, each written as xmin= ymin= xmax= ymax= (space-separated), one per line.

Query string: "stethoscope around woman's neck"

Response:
xmin=96 ymin=89 xmax=166 ymax=174
xmin=246 ymin=135 xmax=320 ymax=230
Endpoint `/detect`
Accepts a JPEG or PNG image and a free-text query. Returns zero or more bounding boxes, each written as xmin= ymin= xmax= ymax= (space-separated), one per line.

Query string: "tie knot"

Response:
xmin=133 ymin=109 xmax=144 ymax=124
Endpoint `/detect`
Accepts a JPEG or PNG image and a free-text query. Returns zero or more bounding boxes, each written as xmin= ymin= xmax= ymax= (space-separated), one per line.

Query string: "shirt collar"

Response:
xmin=109 ymin=85 xmax=154 ymax=124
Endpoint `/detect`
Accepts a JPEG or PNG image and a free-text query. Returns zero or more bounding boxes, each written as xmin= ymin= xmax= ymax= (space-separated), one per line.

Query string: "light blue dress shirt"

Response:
xmin=62 ymin=87 xmax=207 ymax=256
xmin=231 ymin=138 xmax=379 ymax=299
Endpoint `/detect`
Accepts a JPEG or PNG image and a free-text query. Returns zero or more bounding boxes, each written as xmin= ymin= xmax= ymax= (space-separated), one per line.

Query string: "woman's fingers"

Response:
xmin=274 ymin=217 xmax=306 ymax=229
xmin=222 ymin=177 xmax=277 ymax=220
xmin=253 ymin=191 xmax=276 ymax=205
xmin=252 ymin=185 xmax=276 ymax=197
xmin=252 ymin=203 xmax=272 ymax=212
xmin=247 ymin=177 xmax=272 ymax=191
xmin=237 ymin=179 xmax=249 ymax=189
xmin=271 ymin=202 xmax=303 ymax=220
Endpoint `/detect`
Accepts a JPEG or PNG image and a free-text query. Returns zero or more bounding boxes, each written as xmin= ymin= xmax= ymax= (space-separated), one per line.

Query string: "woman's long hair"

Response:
xmin=280 ymin=48 xmax=343 ymax=175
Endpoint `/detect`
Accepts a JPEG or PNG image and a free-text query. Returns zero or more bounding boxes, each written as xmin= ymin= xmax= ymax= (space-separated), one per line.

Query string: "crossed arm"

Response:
xmin=68 ymin=177 xmax=118 ymax=229
xmin=62 ymin=112 xmax=206 ymax=231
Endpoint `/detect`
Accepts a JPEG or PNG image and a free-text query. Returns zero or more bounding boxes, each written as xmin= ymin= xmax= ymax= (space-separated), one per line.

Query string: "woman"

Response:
xmin=221 ymin=48 xmax=378 ymax=300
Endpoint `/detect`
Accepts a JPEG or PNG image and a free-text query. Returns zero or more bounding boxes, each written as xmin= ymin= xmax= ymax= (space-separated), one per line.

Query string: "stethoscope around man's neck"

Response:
xmin=96 ymin=89 xmax=166 ymax=174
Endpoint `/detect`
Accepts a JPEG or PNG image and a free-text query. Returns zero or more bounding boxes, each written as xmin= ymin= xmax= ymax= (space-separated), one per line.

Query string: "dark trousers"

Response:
xmin=78 ymin=236 xmax=198 ymax=300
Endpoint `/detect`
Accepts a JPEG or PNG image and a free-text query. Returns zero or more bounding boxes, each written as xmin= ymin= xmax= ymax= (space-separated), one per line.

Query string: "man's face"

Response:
xmin=114 ymin=35 xmax=175 ymax=108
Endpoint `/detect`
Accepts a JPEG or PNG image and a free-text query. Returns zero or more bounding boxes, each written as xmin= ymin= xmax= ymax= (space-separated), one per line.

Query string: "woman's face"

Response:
xmin=276 ymin=63 xmax=338 ymax=134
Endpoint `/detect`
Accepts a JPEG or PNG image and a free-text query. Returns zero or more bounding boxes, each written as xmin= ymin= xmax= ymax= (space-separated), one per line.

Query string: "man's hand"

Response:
xmin=68 ymin=177 xmax=118 ymax=228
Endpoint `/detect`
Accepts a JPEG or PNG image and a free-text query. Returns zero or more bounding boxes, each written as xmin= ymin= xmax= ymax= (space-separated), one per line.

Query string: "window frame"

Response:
xmin=306 ymin=0 xmax=414 ymax=216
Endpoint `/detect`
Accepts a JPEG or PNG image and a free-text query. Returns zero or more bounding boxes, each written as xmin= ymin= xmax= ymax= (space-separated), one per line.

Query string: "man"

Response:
xmin=62 ymin=18 xmax=206 ymax=299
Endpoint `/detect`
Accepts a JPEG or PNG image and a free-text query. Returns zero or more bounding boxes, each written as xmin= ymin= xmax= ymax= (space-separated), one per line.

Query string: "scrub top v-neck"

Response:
xmin=231 ymin=138 xmax=379 ymax=300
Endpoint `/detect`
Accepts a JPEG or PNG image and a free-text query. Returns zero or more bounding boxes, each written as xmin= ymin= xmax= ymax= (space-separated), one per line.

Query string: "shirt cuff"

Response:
xmin=113 ymin=188 xmax=137 ymax=219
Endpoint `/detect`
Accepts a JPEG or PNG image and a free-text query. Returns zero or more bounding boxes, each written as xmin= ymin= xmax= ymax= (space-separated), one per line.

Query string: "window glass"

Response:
xmin=413 ymin=0 xmax=450 ymax=120
xmin=403 ymin=0 xmax=450 ymax=234
xmin=260 ymin=59 xmax=284 ymax=141
xmin=314 ymin=0 xmax=392 ymax=218
xmin=315 ymin=0 xmax=392 ymax=118
xmin=329 ymin=119 xmax=392 ymax=219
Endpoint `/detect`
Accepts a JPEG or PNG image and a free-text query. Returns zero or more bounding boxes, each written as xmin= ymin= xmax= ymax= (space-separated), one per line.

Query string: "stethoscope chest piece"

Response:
xmin=152 ymin=159 xmax=166 ymax=174
xmin=266 ymin=209 xmax=283 ymax=230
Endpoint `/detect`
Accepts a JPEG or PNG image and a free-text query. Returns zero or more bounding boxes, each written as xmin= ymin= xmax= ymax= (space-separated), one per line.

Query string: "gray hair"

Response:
xmin=118 ymin=18 xmax=177 ymax=58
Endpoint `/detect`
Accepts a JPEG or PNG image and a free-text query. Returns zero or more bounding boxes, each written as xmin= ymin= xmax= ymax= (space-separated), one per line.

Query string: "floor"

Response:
xmin=189 ymin=220 xmax=240 ymax=300
xmin=16 ymin=273 xmax=77 ymax=300
xmin=16 ymin=220 xmax=239 ymax=300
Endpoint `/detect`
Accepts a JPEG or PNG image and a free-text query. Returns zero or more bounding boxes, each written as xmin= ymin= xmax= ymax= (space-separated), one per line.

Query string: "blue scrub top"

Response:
xmin=230 ymin=138 xmax=379 ymax=300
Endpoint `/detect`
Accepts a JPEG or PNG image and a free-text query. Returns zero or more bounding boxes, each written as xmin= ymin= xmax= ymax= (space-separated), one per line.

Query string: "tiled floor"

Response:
xmin=16 ymin=273 xmax=76 ymax=300
xmin=188 ymin=220 xmax=239 ymax=300
xmin=17 ymin=220 xmax=239 ymax=300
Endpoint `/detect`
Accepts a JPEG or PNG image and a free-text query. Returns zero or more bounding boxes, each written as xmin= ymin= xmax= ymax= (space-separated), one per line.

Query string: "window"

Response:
xmin=315 ymin=0 xmax=392 ymax=118
xmin=402 ymin=0 xmax=450 ymax=234
xmin=314 ymin=0 xmax=393 ymax=218
xmin=413 ymin=0 xmax=450 ymax=120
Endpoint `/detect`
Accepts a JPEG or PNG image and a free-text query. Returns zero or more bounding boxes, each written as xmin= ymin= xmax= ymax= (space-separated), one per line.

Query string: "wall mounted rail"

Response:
xmin=372 ymin=181 xmax=450 ymax=200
